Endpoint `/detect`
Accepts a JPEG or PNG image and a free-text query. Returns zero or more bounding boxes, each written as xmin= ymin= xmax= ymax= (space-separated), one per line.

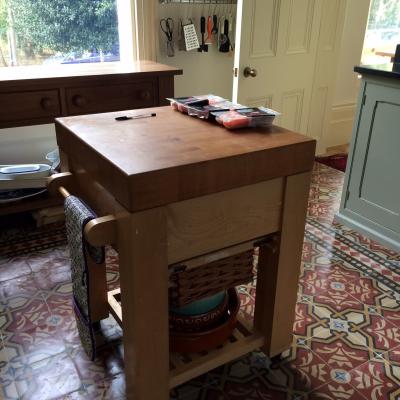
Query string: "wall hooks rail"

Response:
xmin=160 ymin=0 xmax=237 ymax=4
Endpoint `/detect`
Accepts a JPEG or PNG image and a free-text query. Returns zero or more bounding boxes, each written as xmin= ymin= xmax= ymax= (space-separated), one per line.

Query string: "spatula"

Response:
xmin=205 ymin=16 xmax=213 ymax=45
xmin=198 ymin=16 xmax=208 ymax=52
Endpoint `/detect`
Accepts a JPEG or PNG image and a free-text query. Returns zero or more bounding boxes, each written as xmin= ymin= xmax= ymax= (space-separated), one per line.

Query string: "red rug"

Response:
xmin=315 ymin=153 xmax=348 ymax=172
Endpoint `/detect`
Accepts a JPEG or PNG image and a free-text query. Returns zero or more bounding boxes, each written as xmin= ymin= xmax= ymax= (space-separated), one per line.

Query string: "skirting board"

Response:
xmin=335 ymin=211 xmax=400 ymax=254
xmin=325 ymin=103 xmax=356 ymax=150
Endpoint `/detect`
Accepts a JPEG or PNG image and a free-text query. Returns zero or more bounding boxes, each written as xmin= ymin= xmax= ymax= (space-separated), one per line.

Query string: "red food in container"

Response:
xmin=170 ymin=101 xmax=179 ymax=110
xmin=216 ymin=110 xmax=251 ymax=129
xmin=177 ymin=103 xmax=189 ymax=114
xmin=168 ymin=97 xmax=204 ymax=114
xmin=167 ymin=95 xmax=281 ymax=130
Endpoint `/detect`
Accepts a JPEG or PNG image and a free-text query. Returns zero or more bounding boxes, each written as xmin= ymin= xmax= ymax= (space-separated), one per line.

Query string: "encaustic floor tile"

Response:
xmin=0 ymin=257 xmax=32 ymax=282
xmin=0 ymin=273 xmax=41 ymax=303
xmin=310 ymin=306 xmax=400 ymax=356
xmin=348 ymin=357 xmax=400 ymax=400
xmin=208 ymin=337 xmax=333 ymax=399
xmin=1 ymin=163 xmax=400 ymax=400
xmin=306 ymin=381 xmax=367 ymax=400
xmin=13 ymin=353 xmax=83 ymax=400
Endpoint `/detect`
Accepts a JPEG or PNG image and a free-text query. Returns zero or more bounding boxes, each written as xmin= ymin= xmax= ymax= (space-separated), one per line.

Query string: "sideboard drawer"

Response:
xmin=66 ymin=81 xmax=156 ymax=115
xmin=0 ymin=90 xmax=61 ymax=124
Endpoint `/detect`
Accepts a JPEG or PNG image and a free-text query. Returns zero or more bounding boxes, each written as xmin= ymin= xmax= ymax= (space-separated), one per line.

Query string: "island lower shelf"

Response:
xmin=107 ymin=288 xmax=265 ymax=389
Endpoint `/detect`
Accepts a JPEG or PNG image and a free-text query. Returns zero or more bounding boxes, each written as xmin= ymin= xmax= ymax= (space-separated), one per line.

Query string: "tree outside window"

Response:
xmin=362 ymin=0 xmax=400 ymax=64
xmin=0 ymin=0 xmax=120 ymax=67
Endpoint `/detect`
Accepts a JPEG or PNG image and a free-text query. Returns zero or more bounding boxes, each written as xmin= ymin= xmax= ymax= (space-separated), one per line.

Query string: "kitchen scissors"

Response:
xmin=160 ymin=18 xmax=175 ymax=57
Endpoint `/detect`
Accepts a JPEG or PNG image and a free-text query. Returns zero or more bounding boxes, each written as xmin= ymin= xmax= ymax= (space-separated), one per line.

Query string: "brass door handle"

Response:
xmin=244 ymin=67 xmax=258 ymax=78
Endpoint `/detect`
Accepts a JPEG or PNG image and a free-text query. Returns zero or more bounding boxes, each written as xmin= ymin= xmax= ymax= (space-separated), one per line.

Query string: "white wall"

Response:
xmin=157 ymin=3 xmax=236 ymax=99
xmin=0 ymin=124 xmax=57 ymax=165
xmin=325 ymin=0 xmax=370 ymax=149
xmin=158 ymin=49 xmax=235 ymax=99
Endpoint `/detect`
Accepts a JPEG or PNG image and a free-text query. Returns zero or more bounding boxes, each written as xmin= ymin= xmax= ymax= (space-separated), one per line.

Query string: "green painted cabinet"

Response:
xmin=336 ymin=67 xmax=400 ymax=252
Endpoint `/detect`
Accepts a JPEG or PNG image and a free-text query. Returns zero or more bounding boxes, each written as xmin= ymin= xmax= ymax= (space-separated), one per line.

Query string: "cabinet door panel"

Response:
xmin=347 ymin=82 xmax=400 ymax=233
xmin=66 ymin=81 xmax=156 ymax=115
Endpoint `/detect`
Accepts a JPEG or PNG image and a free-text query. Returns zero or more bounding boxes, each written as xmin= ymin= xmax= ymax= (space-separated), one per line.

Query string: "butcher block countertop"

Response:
xmin=55 ymin=106 xmax=316 ymax=211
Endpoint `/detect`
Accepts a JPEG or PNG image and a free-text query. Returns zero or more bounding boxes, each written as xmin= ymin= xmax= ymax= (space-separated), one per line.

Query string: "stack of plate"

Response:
xmin=0 ymin=164 xmax=52 ymax=203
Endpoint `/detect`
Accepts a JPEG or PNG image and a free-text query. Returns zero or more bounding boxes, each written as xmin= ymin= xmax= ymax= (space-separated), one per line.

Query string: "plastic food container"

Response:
xmin=167 ymin=95 xmax=281 ymax=130
xmin=213 ymin=107 xmax=280 ymax=129
xmin=168 ymin=95 xmax=227 ymax=115
xmin=186 ymin=104 xmax=229 ymax=119
xmin=168 ymin=97 xmax=200 ymax=113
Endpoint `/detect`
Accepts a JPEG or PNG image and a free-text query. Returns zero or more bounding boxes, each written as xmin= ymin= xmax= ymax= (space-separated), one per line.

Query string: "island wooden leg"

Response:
xmin=60 ymin=150 xmax=70 ymax=172
xmin=117 ymin=207 xmax=169 ymax=400
xmin=254 ymin=172 xmax=311 ymax=357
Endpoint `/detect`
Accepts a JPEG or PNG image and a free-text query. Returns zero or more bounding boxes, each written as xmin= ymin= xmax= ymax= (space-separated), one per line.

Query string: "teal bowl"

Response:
xmin=169 ymin=291 xmax=226 ymax=316
xmin=169 ymin=291 xmax=228 ymax=333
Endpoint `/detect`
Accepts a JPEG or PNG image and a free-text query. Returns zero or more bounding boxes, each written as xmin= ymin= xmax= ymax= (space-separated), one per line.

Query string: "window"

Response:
xmin=0 ymin=0 xmax=134 ymax=68
xmin=361 ymin=0 xmax=400 ymax=64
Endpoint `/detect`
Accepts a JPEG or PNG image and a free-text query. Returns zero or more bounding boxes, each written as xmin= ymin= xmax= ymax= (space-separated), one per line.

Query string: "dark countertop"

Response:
xmin=354 ymin=63 xmax=400 ymax=79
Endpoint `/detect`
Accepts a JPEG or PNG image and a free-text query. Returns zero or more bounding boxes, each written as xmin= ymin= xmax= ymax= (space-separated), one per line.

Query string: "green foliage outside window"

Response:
xmin=0 ymin=1 xmax=8 ymax=65
xmin=0 ymin=0 xmax=119 ymax=66
xmin=368 ymin=0 xmax=400 ymax=30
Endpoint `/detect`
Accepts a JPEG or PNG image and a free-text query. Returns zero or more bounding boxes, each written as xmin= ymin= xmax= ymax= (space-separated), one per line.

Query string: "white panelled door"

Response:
xmin=233 ymin=0 xmax=346 ymax=151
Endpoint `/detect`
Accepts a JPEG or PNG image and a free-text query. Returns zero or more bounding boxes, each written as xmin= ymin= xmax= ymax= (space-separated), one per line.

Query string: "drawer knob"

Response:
xmin=72 ymin=95 xmax=86 ymax=107
xmin=139 ymin=90 xmax=151 ymax=101
xmin=40 ymin=97 xmax=53 ymax=110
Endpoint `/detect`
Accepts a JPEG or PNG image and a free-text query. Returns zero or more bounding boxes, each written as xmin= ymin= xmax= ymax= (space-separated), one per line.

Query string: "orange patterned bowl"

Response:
xmin=170 ymin=288 xmax=240 ymax=353
xmin=169 ymin=292 xmax=228 ymax=333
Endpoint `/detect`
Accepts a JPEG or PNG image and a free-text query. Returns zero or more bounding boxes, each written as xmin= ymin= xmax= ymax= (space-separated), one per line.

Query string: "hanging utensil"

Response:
xmin=183 ymin=18 xmax=200 ymax=51
xmin=198 ymin=16 xmax=209 ymax=52
xmin=219 ymin=18 xmax=230 ymax=53
xmin=218 ymin=15 xmax=224 ymax=49
xmin=160 ymin=18 xmax=175 ymax=57
xmin=205 ymin=16 xmax=213 ymax=45
xmin=212 ymin=14 xmax=218 ymax=35
xmin=228 ymin=13 xmax=234 ymax=52
xmin=178 ymin=19 xmax=186 ymax=51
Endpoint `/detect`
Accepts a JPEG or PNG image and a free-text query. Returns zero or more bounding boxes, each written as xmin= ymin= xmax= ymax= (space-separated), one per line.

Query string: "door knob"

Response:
xmin=244 ymin=67 xmax=258 ymax=78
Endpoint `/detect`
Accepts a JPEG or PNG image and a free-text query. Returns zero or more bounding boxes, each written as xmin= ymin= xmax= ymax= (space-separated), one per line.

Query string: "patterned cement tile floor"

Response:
xmin=1 ymin=163 xmax=400 ymax=399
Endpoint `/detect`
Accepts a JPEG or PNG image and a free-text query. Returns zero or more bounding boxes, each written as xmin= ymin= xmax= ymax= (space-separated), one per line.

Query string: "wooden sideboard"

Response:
xmin=0 ymin=61 xmax=182 ymax=216
xmin=0 ymin=61 xmax=182 ymax=129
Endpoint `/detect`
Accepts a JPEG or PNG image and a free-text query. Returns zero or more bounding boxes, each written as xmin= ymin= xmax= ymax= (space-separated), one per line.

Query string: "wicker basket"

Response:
xmin=169 ymin=249 xmax=255 ymax=307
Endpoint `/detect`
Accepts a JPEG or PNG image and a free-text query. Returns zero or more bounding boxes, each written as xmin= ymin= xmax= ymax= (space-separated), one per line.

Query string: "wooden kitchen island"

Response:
xmin=49 ymin=107 xmax=315 ymax=399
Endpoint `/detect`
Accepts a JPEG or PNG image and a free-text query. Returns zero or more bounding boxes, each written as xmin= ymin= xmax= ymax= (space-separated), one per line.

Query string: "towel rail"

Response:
xmin=47 ymin=172 xmax=117 ymax=247
xmin=59 ymin=186 xmax=71 ymax=199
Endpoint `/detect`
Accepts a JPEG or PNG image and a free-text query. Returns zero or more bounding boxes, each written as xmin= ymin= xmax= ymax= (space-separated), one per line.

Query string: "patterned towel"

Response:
xmin=65 ymin=195 xmax=105 ymax=360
